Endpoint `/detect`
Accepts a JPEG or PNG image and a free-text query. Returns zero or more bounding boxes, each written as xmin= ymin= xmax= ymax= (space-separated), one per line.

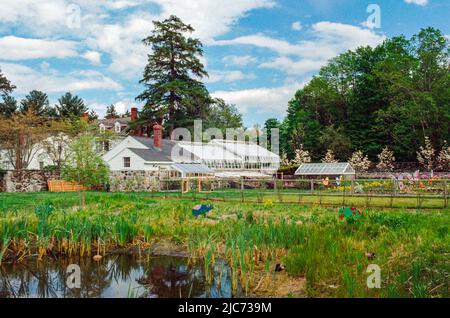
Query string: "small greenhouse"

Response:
xmin=294 ymin=163 xmax=356 ymax=179
xmin=170 ymin=163 xmax=214 ymax=178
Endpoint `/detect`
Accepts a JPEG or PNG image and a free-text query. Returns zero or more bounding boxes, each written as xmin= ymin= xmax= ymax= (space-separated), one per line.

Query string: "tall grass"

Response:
xmin=0 ymin=191 xmax=448 ymax=297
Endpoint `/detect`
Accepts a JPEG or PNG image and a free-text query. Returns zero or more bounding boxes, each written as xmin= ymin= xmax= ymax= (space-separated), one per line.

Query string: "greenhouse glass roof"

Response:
xmin=171 ymin=163 xmax=214 ymax=175
xmin=294 ymin=163 xmax=355 ymax=176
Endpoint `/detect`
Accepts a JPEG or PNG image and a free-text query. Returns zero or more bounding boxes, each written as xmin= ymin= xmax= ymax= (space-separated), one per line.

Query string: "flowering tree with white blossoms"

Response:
xmin=321 ymin=149 xmax=338 ymax=163
xmin=348 ymin=150 xmax=372 ymax=172
xmin=292 ymin=145 xmax=312 ymax=165
xmin=417 ymin=136 xmax=435 ymax=172
xmin=437 ymin=141 xmax=450 ymax=171
xmin=376 ymin=147 xmax=395 ymax=172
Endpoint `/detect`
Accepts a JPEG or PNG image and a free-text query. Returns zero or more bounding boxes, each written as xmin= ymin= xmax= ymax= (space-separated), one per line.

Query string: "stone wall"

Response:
xmin=0 ymin=171 xmax=6 ymax=192
xmin=109 ymin=171 xmax=160 ymax=192
xmin=1 ymin=170 xmax=61 ymax=192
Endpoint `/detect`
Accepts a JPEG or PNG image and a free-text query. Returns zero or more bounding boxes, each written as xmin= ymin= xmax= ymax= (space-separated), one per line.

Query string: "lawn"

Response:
xmin=0 ymin=191 xmax=449 ymax=298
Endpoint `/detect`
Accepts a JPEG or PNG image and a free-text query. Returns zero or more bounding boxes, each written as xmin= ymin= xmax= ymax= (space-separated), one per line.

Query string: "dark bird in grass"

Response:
xmin=275 ymin=264 xmax=285 ymax=272
xmin=365 ymin=252 xmax=376 ymax=260
xmin=192 ymin=204 xmax=214 ymax=218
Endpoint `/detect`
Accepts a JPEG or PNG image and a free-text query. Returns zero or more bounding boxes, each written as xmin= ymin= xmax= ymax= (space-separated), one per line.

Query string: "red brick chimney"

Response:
xmin=131 ymin=107 xmax=138 ymax=121
xmin=153 ymin=123 xmax=163 ymax=150
xmin=81 ymin=112 xmax=89 ymax=122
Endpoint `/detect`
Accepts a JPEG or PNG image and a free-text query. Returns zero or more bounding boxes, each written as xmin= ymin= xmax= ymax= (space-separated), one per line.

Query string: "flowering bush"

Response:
xmin=322 ymin=149 xmax=338 ymax=163
xmin=417 ymin=136 xmax=435 ymax=172
xmin=377 ymin=147 xmax=395 ymax=171
xmin=292 ymin=145 xmax=312 ymax=165
xmin=437 ymin=142 xmax=450 ymax=171
xmin=348 ymin=150 xmax=371 ymax=172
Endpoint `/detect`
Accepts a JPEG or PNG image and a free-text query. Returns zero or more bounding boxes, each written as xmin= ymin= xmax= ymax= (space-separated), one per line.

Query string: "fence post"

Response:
xmin=240 ymin=177 xmax=244 ymax=202
xmin=444 ymin=179 xmax=448 ymax=208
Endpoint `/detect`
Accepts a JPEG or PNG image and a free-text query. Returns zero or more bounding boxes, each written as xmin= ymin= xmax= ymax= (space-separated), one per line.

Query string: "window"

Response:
xmin=123 ymin=157 xmax=131 ymax=168
xmin=115 ymin=122 xmax=121 ymax=133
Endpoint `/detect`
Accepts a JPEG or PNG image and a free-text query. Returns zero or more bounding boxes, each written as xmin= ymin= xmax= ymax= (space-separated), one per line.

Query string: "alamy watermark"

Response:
xmin=66 ymin=4 xmax=81 ymax=29
xmin=66 ymin=264 xmax=81 ymax=289
xmin=169 ymin=119 xmax=280 ymax=163
xmin=366 ymin=264 xmax=381 ymax=289
xmin=365 ymin=4 xmax=381 ymax=29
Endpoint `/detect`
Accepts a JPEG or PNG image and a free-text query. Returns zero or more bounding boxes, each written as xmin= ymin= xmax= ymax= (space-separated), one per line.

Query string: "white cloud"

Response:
xmin=212 ymin=82 xmax=305 ymax=114
xmin=260 ymin=57 xmax=326 ymax=75
xmin=88 ymin=99 xmax=140 ymax=118
xmin=85 ymin=11 xmax=157 ymax=77
xmin=207 ymin=70 xmax=256 ymax=83
xmin=82 ymin=51 xmax=102 ymax=65
xmin=1 ymin=63 xmax=122 ymax=93
xmin=292 ymin=21 xmax=302 ymax=31
xmin=404 ymin=0 xmax=428 ymax=6
xmin=150 ymin=0 xmax=276 ymax=43
xmin=214 ymin=22 xmax=385 ymax=76
xmin=222 ymin=55 xmax=258 ymax=66
xmin=0 ymin=36 xmax=77 ymax=60
xmin=0 ymin=0 xmax=276 ymax=77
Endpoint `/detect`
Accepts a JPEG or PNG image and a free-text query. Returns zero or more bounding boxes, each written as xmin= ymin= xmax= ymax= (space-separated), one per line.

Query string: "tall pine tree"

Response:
xmin=56 ymin=92 xmax=88 ymax=119
xmin=136 ymin=15 xmax=211 ymax=135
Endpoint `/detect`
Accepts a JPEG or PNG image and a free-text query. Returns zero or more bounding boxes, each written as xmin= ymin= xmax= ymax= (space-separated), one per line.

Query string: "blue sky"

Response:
xmin=0 ymin=0 xmax=448 ymax=127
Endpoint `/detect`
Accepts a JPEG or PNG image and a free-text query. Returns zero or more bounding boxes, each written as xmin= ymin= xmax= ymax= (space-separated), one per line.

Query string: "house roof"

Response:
xmin=99 ymin=117 xmax=132 ymax=127
xmin=295 ymin=163 xmax=355 ymax=176
xmin=127 ymin=137 xmax=178 ymax=162
xmin=120 ymin=137 xmax=280 ymax=166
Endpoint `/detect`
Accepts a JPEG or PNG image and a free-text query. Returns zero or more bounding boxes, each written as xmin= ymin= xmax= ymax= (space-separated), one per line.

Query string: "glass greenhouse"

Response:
xmin=294 ymin=163 xmax=356 ymax=177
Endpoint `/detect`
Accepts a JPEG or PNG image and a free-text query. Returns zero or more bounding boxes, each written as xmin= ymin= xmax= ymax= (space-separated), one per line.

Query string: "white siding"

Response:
xmin=107 ymin=148 xmax=148 ymax=171
xmin=102 ymin=136 xmax=148 ymax=162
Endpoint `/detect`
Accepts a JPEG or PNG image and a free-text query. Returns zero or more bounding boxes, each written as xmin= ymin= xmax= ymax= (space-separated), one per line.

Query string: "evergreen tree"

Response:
xmin=56 ymin=92 xmax=88 ymax=119
xmin=0 ymin=95 xmax=17 ymax=117
xmin=19 ymin=90 xmax=55 ymax=117
xmin=0 ymin=68 xmax=15 ymax=96
xmin=105 ymin=104 xmax=119 ymax=119
xmin=136 ymin=15 xmax=211 ymax=134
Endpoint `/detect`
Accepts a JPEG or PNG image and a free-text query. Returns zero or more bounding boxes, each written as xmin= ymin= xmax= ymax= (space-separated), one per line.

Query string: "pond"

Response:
xmin=0 ymin=254 xmax=238 ymax=298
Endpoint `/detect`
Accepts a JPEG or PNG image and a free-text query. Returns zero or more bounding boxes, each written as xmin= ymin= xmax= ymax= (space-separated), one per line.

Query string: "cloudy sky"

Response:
xmin=0 ymin=0 xmax=448 ymax=126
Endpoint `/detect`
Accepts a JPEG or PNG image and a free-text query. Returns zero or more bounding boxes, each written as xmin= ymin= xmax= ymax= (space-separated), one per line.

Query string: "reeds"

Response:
xmin=0 ymin=191 xmax=448 ymax=297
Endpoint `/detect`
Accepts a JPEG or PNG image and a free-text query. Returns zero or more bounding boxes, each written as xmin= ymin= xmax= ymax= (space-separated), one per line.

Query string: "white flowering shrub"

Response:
xmin=348 ymin=150 xmax=372 ymax=172
xmin=321 ymin=149 xmax=338 ymax=163
xmin=376 ymin=147 xmax=395 ymax=172
xmin=437 ymin=142 xmax=450 ymax=171
xmin=417 ymin=136 xmax=435 ymax=172
xmin=292 ymin=145 xmax=312 ymax=165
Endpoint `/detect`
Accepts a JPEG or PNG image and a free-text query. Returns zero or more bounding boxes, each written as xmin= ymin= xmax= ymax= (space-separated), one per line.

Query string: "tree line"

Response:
xmin=267 ymin=27 xmax=449 ymax=168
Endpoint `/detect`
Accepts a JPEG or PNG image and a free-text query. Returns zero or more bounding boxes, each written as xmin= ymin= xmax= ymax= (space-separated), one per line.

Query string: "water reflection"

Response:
xmin=0 ymin=255 xmax=236 ymax=298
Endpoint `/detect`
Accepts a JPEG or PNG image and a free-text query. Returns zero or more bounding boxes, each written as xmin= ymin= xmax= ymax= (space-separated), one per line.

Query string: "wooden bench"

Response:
xmin=48 ymin=180 xmax=87 ymax=192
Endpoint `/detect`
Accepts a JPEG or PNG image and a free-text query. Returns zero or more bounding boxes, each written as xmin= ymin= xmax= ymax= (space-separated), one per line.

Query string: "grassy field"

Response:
xmin=0 ymin=191 xmax=449 ymax=298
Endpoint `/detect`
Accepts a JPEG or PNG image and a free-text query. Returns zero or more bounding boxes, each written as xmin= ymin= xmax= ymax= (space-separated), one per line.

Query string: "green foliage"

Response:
xmin=105 ymin=104 xmax=119 ymax=119
xmin=55 ymin=92 xmax=88 ymax=119
xmin=136 ymin=15 xmax=212 ymax=133
xmin=0 ymin=95 xmax=17 ymax=117
xmin=19 ymin=90 xmax=56 ymax=118
xmin=0 ymin=68 xmax=15 ymax=96
xmin=280 ymin=28 xmax=449 ymax=162
xmin=0 ymin=192 xmax=448 ymax=297
xmin=61 ymin=134 xmax=109 ymax=188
